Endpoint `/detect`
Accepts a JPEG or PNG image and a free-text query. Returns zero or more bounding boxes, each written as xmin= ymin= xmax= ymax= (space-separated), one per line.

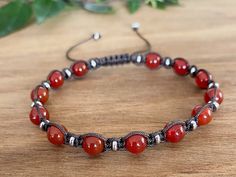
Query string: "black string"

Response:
xmin=66 ymin=36 xmax=94 ymax=62
xmin=131 ymin=29 xmax=152 ymax=56
xmin=65 ymin=27 xmax=152 ymax=63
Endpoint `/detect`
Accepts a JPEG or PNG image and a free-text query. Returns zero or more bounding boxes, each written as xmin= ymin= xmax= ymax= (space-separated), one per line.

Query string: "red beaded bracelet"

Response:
xmin=29 ymin=26 xmax=223 ymax=156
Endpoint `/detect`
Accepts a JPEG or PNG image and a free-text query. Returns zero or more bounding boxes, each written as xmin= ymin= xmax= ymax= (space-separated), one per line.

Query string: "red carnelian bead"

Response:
xmin=195 ymin=70 xmax=212 ymax=89
xmin=191 ymin=105 xmax=202 ymax=116
xmin=31 ymin=86 xmax=49 ymax=104
xmin=29 ymin=106 xmax=49 ymax=125
xmin=47 ymin=126 xmax=66 ymax=145
xmin=82 ymin=136 xmax=104 ymax=156
xmin=71 ymin=60 xmax=88 ymax=77
xmin=47 ymin=70 xmax=64 ymax=89
xmin=145 ymin=53 xmax=162 ymax=69
xmin=125 ymin=134 xmax=147 ymax=154
xmin=166 ymin=124 xmax=185 ymax=143
xmin=173 ymin=58 xmax=189 ymax=76
xmin=204 ymin=88 xmax=224 ymax=104
xmin=192 ymin=105 xmax=212 ymax=126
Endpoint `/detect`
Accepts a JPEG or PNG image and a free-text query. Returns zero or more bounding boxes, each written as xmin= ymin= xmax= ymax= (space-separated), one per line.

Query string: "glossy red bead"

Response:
xmin=173 ymin=58 xmax=189 ymax=76
xmin=47 ymin=126 xmax=66 ymax=145
xmin=31 ymin=86 xmax=49 ymax=104
xmin=48 ymin=70 xmax=64 ymax=89
xmin=166 ymin=124 xmax=185 ymax=143
xmin=29 ymin=106 xmax=49 ymax=125
xmin=145 ymin=53 xmax=162 ymax=69
xmin=71 ymin=60 xmax=88 ymax=77
xmin=125 ymin=134 xmax=147 ymax=154
xmin=82 ymin=136 xmax=104 ymax=156
xmin=195 ymin=70 xmax=212 ymax=89
xmin=192 ymin=105 xmax=212 ymax=126
xmin=204 ymin=88 xmax=224 ymax=104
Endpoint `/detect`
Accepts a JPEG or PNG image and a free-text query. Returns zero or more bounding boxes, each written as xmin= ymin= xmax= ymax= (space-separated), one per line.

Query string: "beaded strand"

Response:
xmin=29 ymin=52 xmax=223 ymax=156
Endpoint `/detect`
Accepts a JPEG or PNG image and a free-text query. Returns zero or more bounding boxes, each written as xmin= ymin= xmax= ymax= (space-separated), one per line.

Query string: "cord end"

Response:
xmin=93 ymin=32 xmax=102 ymax=40
xmin=131 ymin=22 xmax=140 ymax=31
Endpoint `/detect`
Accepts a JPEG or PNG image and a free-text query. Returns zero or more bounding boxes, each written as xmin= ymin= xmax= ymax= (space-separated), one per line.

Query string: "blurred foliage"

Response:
xmin=0 ymin=0 xmax=179 ymax=37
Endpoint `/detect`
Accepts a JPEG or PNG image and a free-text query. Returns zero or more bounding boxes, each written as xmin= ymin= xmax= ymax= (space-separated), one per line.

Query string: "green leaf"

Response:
xmin=33 ymin=0 xmax=65 ymax=23
xmin=82 ymin=2 xmax=113 ymax=14
xmin=96 ymin=0 xmax=107 ymax=3
xmin=156 ymin=1 xmax=166 ymax=9
xmin=146 ymin=0 xmax=178 ymax=9
xmin=165 ymin=0 xmax=178 ymax=5
xmin=0 ymin=0 xmax=32 ymax=37
xmin=127 ymin=0 xmax=141 ymax=14
xmin=145 ymin=0 xmax=157 ymax=8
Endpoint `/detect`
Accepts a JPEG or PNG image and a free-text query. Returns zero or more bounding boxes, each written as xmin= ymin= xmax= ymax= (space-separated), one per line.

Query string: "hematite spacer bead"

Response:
xmin=69 ymin=136 xmax=81 ymax=147
xmin=88 ymin=59 xmax=98 ymax=69
xmin=208 ymin=82 xmax=220 ymax=89
xmin=105 ymin=138 xmax=120 ymax=151
xmin=69 ymin=136 xmax=76 ymax=146
xmin=31 ymin=101 xmax=43 ymax=108
xmin=154 ymin=134 xmax=161 ymax=144
xmin=163 ymin=57 xmax=173 ymax=68
xmin=208 ymin=100 xmax=220 ymax=112
xmin=185 ymin=118 xmax=198 ymax=131
xmin=130 ymin=54 xmax=144 ymax=64
xmin=62 ymin=68 xmax=72 ymax=79
xmin=190 ymin=120 xmax=198 ymax=130
xmin=189 ymin=65 xmax=198 ymax=77
xmin=39 ymin=119 xmax=50 ymax=131
xmin=111 ymin=140 xmax=118 ymax=151
xmin=41 ymin=81 xmax=51 ymax=90
xmin=154 ymin=132 xmax=165 ymax=143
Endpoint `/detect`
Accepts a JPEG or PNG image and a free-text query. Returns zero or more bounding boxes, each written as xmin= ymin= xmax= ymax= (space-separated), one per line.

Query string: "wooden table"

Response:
xmin=0 ymin=0 xmax=236 ymax=176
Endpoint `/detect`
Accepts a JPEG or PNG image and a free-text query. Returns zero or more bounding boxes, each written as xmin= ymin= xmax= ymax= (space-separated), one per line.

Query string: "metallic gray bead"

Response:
xmin=208 ymin=100 xmax=220 ymax=112
xmin=31 ymin=101 xmax=42 ymax=108
xmin=111 ymin=140 xmax=118 ymax=151
xmin=63 ymin=68 xmax=72 ymax=79
xmin=136 ymin=55 xmax=142 ymax=63
xmin=189 ymin=65 xmax=198 ymax=77
xmin=42 ymin=81 xmax=51 ymax=90
xmin=39 ymin=120 xmax=50 ymax=130
xmin=69 ymin=137 xmax=75 ymax=146
xmin=89 ymin=59 xmax=97 ymax=69
xmin=154 ymin=134 xmax=161 ymax=144
xmin=93 ymin=32 xmax=101 ymax=40
xmin=131 ymin=22 xmax=140 ymax=30
xmin=208 ymin=82 xmax=220 ymax=89
xmin=190 ymin=120 xmax=198 ymax=130
xmin=131 ymin=54 xmax=144 ymax=64
xmin=39 ymin=122 xmax=45 ymax=129
xmin=163 ymin=57 xmax=173 ymax=68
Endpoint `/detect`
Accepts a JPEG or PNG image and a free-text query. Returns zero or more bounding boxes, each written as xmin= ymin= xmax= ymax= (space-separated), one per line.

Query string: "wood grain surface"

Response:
xmin=0 ymin=0 xmax=236 ymax=176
